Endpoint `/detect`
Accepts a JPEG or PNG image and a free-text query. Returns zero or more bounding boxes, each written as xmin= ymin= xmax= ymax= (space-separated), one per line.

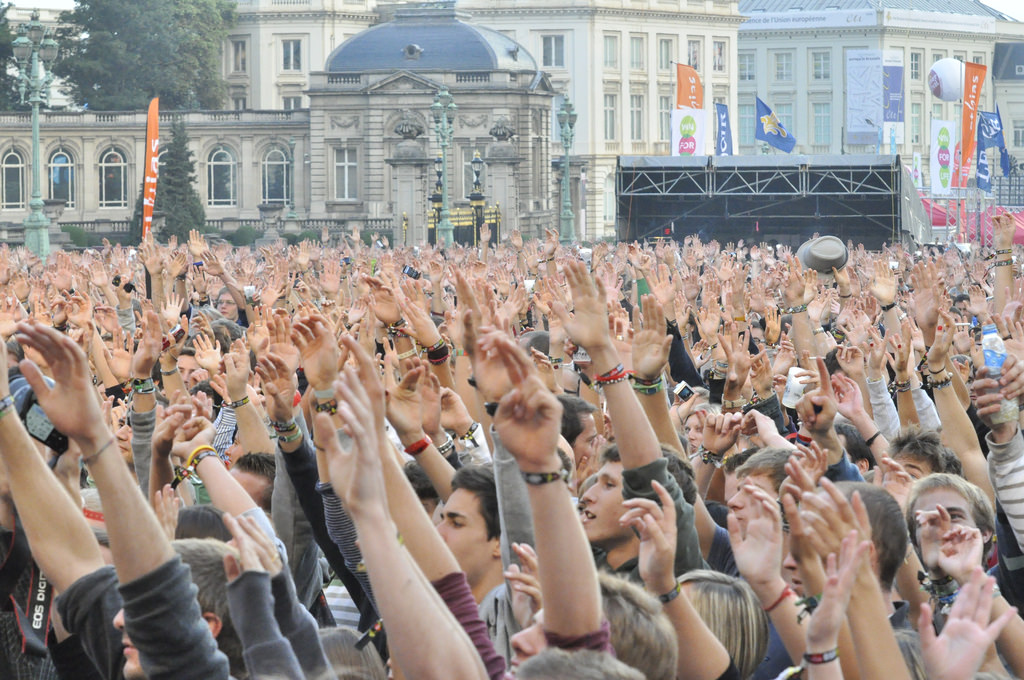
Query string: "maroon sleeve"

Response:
xmin=431 ymin=572 xmax=507 ymax=680
xmin=544 ymin=619 xmax=613 ymax=655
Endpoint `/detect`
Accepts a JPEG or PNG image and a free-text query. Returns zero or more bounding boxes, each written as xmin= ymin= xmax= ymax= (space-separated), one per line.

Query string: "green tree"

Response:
xmin=131 ymin=119 xmax=204 ymax=243
xmin=54 ymin=0 xmax=235 ymax=111
xmin=0 ymin=4 xmax=24 ymax=110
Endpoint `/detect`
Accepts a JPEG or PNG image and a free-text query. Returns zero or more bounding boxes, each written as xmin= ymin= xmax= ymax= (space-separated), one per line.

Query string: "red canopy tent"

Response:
xmin=920 ymin=197 xmax=1024 ymax=244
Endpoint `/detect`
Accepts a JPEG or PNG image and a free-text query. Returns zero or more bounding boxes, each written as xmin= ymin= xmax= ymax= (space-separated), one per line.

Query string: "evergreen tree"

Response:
xmin=54 ymin=0 xmax=235 ymax=111
xmin=131 ymin=120 xmax=204 ymax=243
xmin=0 ymin=5 xmax=25 ymax=110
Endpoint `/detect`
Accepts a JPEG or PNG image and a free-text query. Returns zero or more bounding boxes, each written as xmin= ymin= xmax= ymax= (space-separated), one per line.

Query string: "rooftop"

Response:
xmin=325 ymin=2 xmax=538 ymax=73
xmin=738 ymin=0 xmax=1009 ymax=19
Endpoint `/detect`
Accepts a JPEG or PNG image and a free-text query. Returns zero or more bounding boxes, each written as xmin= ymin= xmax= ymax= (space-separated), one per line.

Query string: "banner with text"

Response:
xmin=931 ymin=119 xmax=957 ymax=196
xmin=671 ymin=107 xmax=706 ymax=157
xmin=141 ymin=98 xmax=160 ymax=240
xmin=846 ymin=50 xmax=905 ymax=146
xmin=715 ymin=103 xmax=733 ymax=155
xmin=675 ymin=64 xmax=703 ymax=110
xmin=956 ymin=61 xmax=986 ymax=187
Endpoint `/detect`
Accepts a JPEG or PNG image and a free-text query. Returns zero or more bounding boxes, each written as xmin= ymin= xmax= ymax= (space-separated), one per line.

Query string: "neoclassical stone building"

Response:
xmin=0 ymin=2 xmax=557 ymax=245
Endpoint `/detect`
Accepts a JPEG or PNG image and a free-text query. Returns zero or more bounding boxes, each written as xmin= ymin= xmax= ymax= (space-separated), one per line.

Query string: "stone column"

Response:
xmin=385 ymin=111 xmax=432 ymax=246
xmin=484 ymin=117 xmax=520 ymax=239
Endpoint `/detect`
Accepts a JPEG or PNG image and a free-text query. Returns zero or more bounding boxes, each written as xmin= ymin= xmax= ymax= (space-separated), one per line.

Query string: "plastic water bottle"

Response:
xmin=981 ymin=324 xmax=1019 ymax=424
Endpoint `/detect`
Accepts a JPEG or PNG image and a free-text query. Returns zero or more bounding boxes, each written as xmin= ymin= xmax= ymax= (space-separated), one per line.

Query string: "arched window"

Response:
xmin=98 ymin=147 xmax=128 ymax=208
xmin=1 ymin=150 xmax=24 ymax=210
xmin=207 ymin=146 xmax=236 ymax=207
xmin=261 ymin=146 xmax=291 ymax=204
xmin=48 ymin=148 xmax=75 ymax=208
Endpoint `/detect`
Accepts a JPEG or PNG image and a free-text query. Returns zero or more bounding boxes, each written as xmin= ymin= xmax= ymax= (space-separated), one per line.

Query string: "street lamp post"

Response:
xmin=12 ymin=11 xmax=58 ymax=259
xmin=468 ymin=151 xmax=485 ymax=247
xmin=557 ymin=97 xmax=578 ymax=245
xmin=429 ymin=156 xmax=442 ymax=245
xmin=430 ymin=86 xmax=456 ymax=246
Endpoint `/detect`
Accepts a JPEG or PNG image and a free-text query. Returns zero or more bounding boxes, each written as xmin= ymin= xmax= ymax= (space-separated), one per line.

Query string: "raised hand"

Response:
xmin=631 ymin=295 xmax=671 ymax=381
xmin=552 ymin=261 xmax=612 ymax=353
xmin=192 ymin=333 xmax=223 ymax=375
xmin=869 ymin=259 xmax=897 ymax=306
xmin=255 ymin=353 xmax=297 ymax=424
xmin=805 ymin=532 xmax=873 ymax=651
xmin=620 ymin=480 xmax=677 ymax=593
xmin=291 ymin=313 xmax=340 ymax=391
xmin=920 ymin=567 xmax=1017 ymax=680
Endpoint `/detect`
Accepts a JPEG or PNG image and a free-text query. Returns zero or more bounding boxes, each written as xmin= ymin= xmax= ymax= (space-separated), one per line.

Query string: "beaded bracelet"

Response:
xmin=226 ymin=395 xmax=250 ymax=409
xmin=521 ymin=469 xmax=569 ymax=485
xmin=631 ymin=377 xmax=664 ymax=395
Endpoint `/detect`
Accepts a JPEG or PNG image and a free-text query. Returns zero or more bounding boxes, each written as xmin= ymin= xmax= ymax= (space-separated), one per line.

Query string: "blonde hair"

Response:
xmin=598 ymin=572 xmax=678 ymax=680
xmin=678 ymin=569 xmax=769 ymax=679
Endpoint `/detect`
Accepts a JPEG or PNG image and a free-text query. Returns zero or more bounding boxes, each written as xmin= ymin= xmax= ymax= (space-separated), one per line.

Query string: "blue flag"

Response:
xmin=755 ymin=97 xmax=796 ymax=153
xmin=715 ymin=103 xmax=733 ymax=156
xmin=999 ymin=105 xmax=1011 ymax=176
xmin=978 ymin=111 xmax=1005 ymax=149
xmin=977 ymin=143 xmax=991 ymax=194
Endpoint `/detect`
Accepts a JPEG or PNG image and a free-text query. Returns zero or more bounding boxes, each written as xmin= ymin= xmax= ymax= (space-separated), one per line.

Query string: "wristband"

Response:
xmin=191 ymin=449 xmax=221 ymax=469
xmin=226 ymin=396 xmax=250 ymax=409
xmin=132 ymin=377 xmax=156 ymax=394
xmin=160 ymin=366 xmax=179 ymax=376
xmin=657 ymin=582 xmax=682 ymax=604
xmin=396 ymin=348 xmax=418 ymax=360
xmin=271 ymin=418 xmax=298 ymax=432
xmin=996 ymin=248 xmax=1013 ymax=255
xmin=314 ymin=399 xmax=338 ymax=414
xmin=436 ymin=436 xmax=455 ymax=456
xmin=802 ymin=649 xmax=839 ymax=665
xmin=880 ymin=301 xmax=897 ymax=312
xmin=721 ymin=397 xmax=746 ymax=410
xmin=521 ymin=469 xmax=569 ymax=485
xmin=763 ymin=584 xmax=794 ymax=613
xmin=404 ymin=436 xmax=432 ymax=456
xmin=278 ymin=428 xmax=303 ymax=444
xmin=185 ymin=445 xmax=216 ymax=469
xmin=864 ymin=431 xmax=882 ymax=447
xmin=785 ymin=304 xmax=807 ymax=314
xmin=0 ymin=395 xmax=13 ymax=420
xmin=314 ymin=388 xmax=336 ymax=401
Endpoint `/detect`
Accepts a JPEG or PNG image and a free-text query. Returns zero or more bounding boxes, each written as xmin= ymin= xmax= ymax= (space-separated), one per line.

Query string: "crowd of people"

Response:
xmin=0 ymin=218 xmax=1020 ymax=680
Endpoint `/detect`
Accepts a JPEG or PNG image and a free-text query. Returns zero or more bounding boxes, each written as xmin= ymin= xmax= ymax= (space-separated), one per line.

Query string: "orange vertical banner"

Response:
xmin=675 ymin=63 xmax=703 ymax=109
xmin=141 ymin=98 xmax=160 ymax=239
xmin=956 ymin=62 xmax=986 ymax=187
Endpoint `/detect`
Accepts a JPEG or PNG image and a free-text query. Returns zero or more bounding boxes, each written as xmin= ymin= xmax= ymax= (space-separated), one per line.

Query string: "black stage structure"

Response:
xmin=616 ymin=154 xmax=931 ymax=248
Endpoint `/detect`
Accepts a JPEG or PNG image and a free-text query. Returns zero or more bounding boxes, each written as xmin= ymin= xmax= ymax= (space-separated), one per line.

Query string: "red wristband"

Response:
xmin=403 ymin=436 xmax=432 ymax=456
xmin=763 ymin=585 xmax=794 ymax=613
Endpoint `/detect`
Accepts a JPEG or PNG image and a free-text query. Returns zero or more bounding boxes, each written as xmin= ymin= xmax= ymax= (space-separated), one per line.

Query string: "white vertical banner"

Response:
xmin=930 ymin=119 xmax=956 ymax=196
xmin=671 ymin=107 xmax=707 ymax=157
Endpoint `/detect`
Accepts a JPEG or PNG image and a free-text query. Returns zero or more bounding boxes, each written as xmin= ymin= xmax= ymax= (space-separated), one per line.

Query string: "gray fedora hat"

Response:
xmin=797 ymin=235 xmax=848 ymax=273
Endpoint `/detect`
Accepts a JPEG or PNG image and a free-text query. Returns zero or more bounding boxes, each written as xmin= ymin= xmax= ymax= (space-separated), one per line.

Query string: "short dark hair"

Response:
xmin=889 ymin=426 xmax=952 ymax=476
xmin=823 ymin=348 xmax=841 ymax=376
xmin=175 ymin=504 xmax=232 ymax=542
xmin=557 ymin=394 xmax=598 ymax=447
xmin=404 ymin=461 xmax=440 ymax=504
xmin=450 ymin=465 xmax=500 ymax=542
xmin=735 ymin=447 xmax=793 ymax=493
xmin=233 ymin=452 xmax=276 ymax=512
xmin=518 ymin=330 xmax=550 ymax=356
xmin=834 ymin=482 xmax=908 ymax=591
xmin=836 ymin=423 xmax=875 ymax=470
xmin=599 ymin=445 xmax=697 ymax=506
xmin=722 ymin=447 xmax=759 ymax=475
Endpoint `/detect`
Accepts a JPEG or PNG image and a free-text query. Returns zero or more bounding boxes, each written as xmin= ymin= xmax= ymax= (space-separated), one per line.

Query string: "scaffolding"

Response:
xmin=616 ymin=154 xmax=931 ymax=248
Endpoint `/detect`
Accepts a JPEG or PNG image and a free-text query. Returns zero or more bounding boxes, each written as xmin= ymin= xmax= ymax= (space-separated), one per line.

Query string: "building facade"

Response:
xmin=459 ymin=0 xmax=744 ymax=240
xmin=736 ymin=0 xmax=1024 ymax=184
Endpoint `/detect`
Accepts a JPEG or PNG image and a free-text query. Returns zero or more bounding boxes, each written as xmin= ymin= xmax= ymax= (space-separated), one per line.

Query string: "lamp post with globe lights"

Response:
xmin=557 ymin=97 xmax=577 ymax=244
xmin=430 ymin=86 xmax=456 ymax=246
xmin=12 ymin=11 xmax=59 ymax=258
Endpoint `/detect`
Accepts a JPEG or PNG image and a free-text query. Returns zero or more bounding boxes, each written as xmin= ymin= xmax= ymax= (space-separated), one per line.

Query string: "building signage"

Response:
xmin=740 ymin=9 xmax=876 ymax=31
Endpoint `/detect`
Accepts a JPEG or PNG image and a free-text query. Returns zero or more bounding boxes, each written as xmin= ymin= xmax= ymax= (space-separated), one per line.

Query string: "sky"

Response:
xmin=10 ymin=0 xmax=1024 ymax=20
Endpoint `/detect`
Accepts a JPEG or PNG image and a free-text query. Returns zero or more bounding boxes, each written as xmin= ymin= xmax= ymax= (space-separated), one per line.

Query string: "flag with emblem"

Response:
xmin=755 ymin=97 xmax=796 ymax=153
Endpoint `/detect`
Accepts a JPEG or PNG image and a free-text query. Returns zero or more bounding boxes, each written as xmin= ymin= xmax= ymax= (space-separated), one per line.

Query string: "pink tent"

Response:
xmin=920 ymin=197 xmax=1024 ymax=244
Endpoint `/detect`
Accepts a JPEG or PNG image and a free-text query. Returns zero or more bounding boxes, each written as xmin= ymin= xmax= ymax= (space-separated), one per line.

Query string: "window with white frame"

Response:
xmin=1014 ymin=123 xmax=1024 ymax=148
xmin=2 ymin=150 xmax=23 ymax=209
xmin=542 ymin=35 xmax=565 ymax=68
xmin=713 ymin=41 xmax=726 ymax=72
xmin=604 ymin=34 xmax=619 ymax=69
xmin=233 ymin=96 xmax=247 ymax=110
xmin=811 ymin=51 xmax=831 ymax=80
xmin=813 ymin=103 xmax=831 ymax=145
xmin=774 ymin=52 xmax=793 ymax=81
xmin=98 ymin=148 xmax=127 ymax=208
xmin=775 ymin=103 xmax=793 ymax=134
xmin=739 ymin=103 xmax=755 ymax=146
xmin=630 ymin=36 xmax=645 ymax=70
xmin=232 ymin=40 xmax=247 ymax=73
xmin=738 ymin=52 xmax=755 ymax=81
xmin=910 ymin=51 xmax=922 ymax=80
xmin=262 ymin=147 xmax=291 ymax=203
xmin=630 ymin=94 xmax=644 ymax=141
xmin=334 ymin=148 xmax=358 ymax=200
xmin=604 ymin=94 xmax=617 ymax=141
xmin=911 ymin=103 xmax=922 ymax=144
xmin=48 ymin=148 xmax=74 ymax=208
xmin=283 ymin=96 xmax=302 ymax=110
xmin=207 ymin=146 xmax=236 ymax=207
xmin=658 ymin=38 xmax=673 ymax=71
xmin=687 ymin=39 xmax=701 ymax=71
xmin=659 ymin=95 xmax=672 ymax=141
xmin=282 ymin=39 xmax=302 ymax=71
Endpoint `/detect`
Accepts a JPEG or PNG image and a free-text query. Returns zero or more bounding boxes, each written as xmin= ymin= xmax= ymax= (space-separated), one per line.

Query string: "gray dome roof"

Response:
xmin=326 ymin=5 xmax=538 ymax=73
